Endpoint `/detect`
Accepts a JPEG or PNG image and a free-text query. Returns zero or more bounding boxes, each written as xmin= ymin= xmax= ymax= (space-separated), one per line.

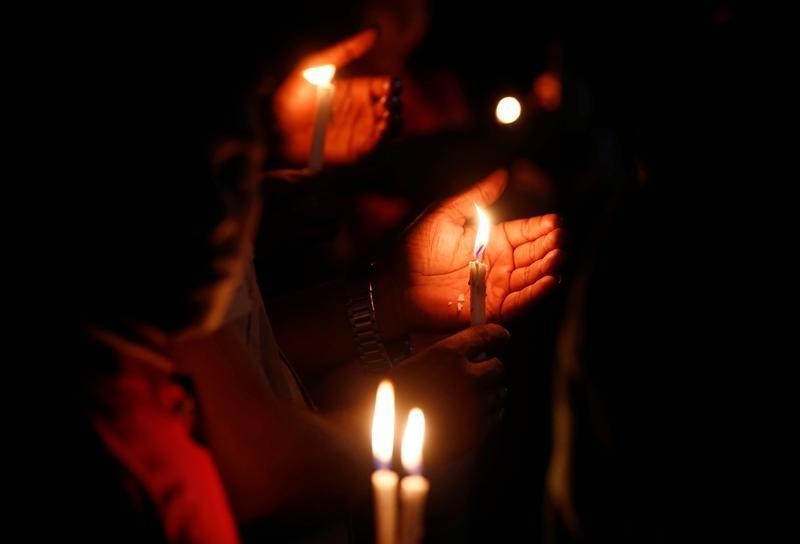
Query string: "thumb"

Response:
xmin=442 ymin=169 xmax=508 ymax=222
xmin=303 ymin=28 xmax=378 ymax=69
xmin=437 ymin=324 xmax=511 ymax=360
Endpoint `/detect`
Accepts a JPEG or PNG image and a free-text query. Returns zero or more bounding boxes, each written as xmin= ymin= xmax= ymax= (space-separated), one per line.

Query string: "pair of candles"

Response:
xmin=371 ymin=206 xmax=489 ymax=542
xmin=371 ymin=381 xmax=430 ymax=544
xmin=371 ymin=209 xmax=489 ymax=544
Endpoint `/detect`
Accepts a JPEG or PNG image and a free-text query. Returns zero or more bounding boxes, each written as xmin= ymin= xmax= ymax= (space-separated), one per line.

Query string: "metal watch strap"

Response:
xmin=347 ymin=281 xmax=394 ymax=372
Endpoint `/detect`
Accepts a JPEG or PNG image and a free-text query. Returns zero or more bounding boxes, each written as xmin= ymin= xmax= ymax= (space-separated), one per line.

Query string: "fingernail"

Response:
xmin=392 ymin=76 xmax=403 ymax=93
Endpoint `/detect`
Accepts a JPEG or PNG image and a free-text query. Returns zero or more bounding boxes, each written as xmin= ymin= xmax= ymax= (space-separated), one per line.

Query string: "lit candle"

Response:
xmin=372 ymin=380 xmax=398 ymax=544
xmin=399 ymin=408 xmax=429 ymax=544
xmin=470 ymin=204 xmax=491 ymax=325
xmin=302 ymin=64 xmax=336 ymax=172
xmin=495 ymin=96 xmax=522 ymax=124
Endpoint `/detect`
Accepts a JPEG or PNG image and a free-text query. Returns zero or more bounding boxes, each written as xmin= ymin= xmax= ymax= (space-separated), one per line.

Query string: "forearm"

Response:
xmin=170 ymin=324 xmax=373 ymax=524
xmin=267 ymin=280 xmax=356 ymax=383
xmin=307 ymin=358 xmax=384 ymax=412
xmin=268 ymin=271 xmax=408 ymax=385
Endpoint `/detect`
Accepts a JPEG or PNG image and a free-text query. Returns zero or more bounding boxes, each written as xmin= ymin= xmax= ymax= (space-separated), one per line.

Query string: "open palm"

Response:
xmin=273 ymin=29 xmax=401 ymax=166
xmin=400 ymin=170 xmax=564 ymax=332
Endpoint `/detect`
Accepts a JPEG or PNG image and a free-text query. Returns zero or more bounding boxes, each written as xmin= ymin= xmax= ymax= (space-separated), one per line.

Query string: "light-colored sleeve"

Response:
xmin=224 ymin=258 xmax=304 ymax=403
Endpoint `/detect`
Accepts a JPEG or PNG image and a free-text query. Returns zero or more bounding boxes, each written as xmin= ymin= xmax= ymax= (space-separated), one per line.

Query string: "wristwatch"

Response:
xmin=346 ymin=264 xmax=412 ymax=372
xmin=347 ymin=284 xmax=392 ymax=372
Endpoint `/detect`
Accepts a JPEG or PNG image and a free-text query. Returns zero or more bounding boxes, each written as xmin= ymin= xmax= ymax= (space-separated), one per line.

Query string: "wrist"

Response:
xmin=345 ymin=263 xmax=412 ymax=372
xmin=371 ymin=263 xmax=409 ymax=341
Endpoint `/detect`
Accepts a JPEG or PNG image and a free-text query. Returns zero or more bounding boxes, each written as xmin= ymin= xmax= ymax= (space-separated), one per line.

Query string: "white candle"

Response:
xmin=399 ymin=408 xmax=429 ymax=544
xmin=302 ymin=64 xmax=336 ymax=172
xmin=470 ymin=204 xmax=491 ymax=325
xmin=372 ymin=380 xmax=398 ymax=544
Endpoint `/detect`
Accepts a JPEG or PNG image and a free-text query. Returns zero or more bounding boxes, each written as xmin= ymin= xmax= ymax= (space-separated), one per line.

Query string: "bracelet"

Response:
xmin=346 ymin=264 xmax=411 ymax=372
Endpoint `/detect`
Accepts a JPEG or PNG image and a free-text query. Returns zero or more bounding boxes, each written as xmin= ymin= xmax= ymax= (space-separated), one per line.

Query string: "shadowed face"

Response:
xmin=64 ymin=22 xmax=272 ymax=339
xmin=50 ymin=14 xmax=289 ymax=346
xmin=71 ymin=133 xmax=265 ymax=340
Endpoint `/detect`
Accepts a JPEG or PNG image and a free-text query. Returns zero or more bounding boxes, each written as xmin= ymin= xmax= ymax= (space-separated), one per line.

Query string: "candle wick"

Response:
xmin=474 ymin=244 xmax=486 ymax=262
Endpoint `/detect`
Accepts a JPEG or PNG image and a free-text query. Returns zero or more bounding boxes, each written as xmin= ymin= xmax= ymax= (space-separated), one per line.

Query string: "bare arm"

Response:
xmin=266 ymin=275 xmax=405 ymax=386
xmin=267 ymin=170 xmax=564 ymax=384
xmin=169 ymin=324 xmax=374 ymax=525
xmin=169 ymin=322 xmax=510 ymax=525
xmin=266 ymin=281 xmax=358 ymax=384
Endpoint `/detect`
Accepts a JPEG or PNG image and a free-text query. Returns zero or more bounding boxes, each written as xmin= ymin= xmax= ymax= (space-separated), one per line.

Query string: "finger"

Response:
xmin=501 ymin=213 xmax=561 ymax=248
xmin=334 ymin=81 xmax=357 ymax=122
xmin=373 ymin=97 xmax=400 ymax=119
xmin=512 ymin=228 xmax=565 ymax=268
xmin=373 ymin=95 xmax=389 ymax=118
xmin=372 ymin=110 xmax=402 ymax=143
xmin=500 ymin=275 xmax=558 ymax=320
xmin=466 ymin=357 xmax=505 ymax=387
xmin=436 ymin=324 xmax=511 ymax=358
xmin=372 ymin=116 xmax=388 ymax=142
xmin=303 ymin=28 xmax=378 ymax=69
xmin=509 ymin=249 xmax=564 ymax=291
xmin=369 ymin=76 xmax=393 ymax=100
xmin=441 ymin=169 xmax=508 ymax=223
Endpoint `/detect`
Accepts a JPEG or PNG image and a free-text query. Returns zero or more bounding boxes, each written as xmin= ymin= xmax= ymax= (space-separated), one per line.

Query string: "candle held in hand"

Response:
xmin=399 ymin=409 xmax=429 ymax=544
xmin=371 ymin=380 xmax=398 ymax=544
xmin=302 ymin=64 xmax=336 ymax=172
xmin=469 ymin=204 xmax=491 ymax=325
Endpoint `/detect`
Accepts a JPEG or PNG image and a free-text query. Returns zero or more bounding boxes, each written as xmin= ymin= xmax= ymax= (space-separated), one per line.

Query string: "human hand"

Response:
xmin=391 ymin=324 xmax=510 ymax=464
xmin=377 ymin=169 xmax=564 ymax=335
xmin=273 ymin=29 xmax=402 ymax=166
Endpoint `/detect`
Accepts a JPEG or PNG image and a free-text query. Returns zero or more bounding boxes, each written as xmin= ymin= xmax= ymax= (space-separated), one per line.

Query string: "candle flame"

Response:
xmin=302 ymin=64 xmax=336 ymax=86
xmin=473 ymin=204 xmax=490 ymax=261
xmin=401 ymin=408 xmax=425 ymax=475
xmin=495 ymin=96 xmax=522 ymax=124
xmin=371 ymin=380 xmax=395 ymax=468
